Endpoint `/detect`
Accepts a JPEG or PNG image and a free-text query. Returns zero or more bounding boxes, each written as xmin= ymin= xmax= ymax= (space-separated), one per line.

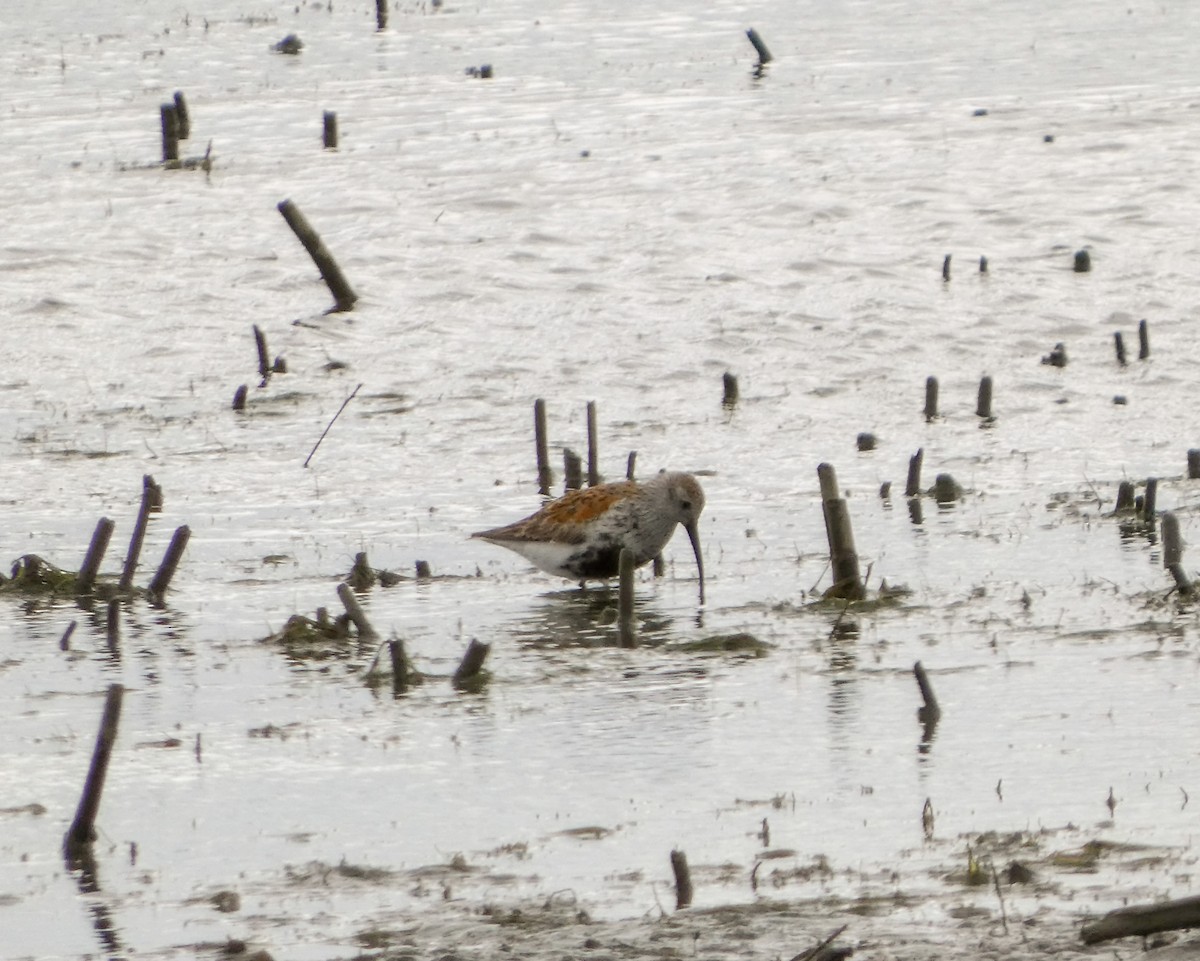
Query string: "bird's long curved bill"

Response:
xmin=685 ymin=521 xmax=705 ymax=605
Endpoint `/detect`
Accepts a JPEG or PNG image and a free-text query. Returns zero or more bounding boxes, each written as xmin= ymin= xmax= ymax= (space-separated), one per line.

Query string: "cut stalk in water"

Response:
xmin=337 ymin=582 xmax=378 ymax=640
xmin=253 ymin=325 xmax=270 ymax=380
xmin=914 ymin=660 xmax=941 ymax=725
xmin=722 ymin=372 xmax=739 ymax=407
xmin=119 ymin=477 xmax=157 ymax=592
xmin=160 ymin=104 xmax=179 ymax=164
xmin=1162 ymin=511 xmax=1183 ymax=568
xmin=148 ymin=525 xmax=190 ymax=600
xmin=64 ymin=683 xmax=124 ymax=854
xmin=586 ymin=400 xmax=600 ymax=486
xmin=1189 ymin=449 xmax=1200 ymax=480
xmin=563 ymin=449 xmax=582 ymax=491
xmin=818 ymin=463 xmax=864 ymax=600
xmin=276 ymin=198 xmax=357 ymax=312
xmin=534 ymin=398 xmax=552 ymax=494
xmin=924 ymin=376 xmax=938 ymax=420
xmin=453 ymin=639 xmax=490 ymax=688
xmin=905 ymin=448 xmax=924 ymax=498
xmin=670 ymin=849 xmax=693 ymax=908
xmin=323 ymin=110 xmax=338 ymax=149
xmin=1114 ymin=332 xmax=1127 ymax=366
xmin=1138 ymin=319 xmax=1150 ymax=359
xmin=745 ymin=28 xmax=772 ymax=65
xmin=976 ymin=375 xmax=993 ymax=420
xmin=78 ymin=518 xmax=115 ymax=594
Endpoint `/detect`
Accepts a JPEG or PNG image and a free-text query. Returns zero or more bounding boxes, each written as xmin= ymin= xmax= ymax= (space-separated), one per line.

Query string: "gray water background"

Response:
xmin=5 ymin=0 xmax=1200 ymax=956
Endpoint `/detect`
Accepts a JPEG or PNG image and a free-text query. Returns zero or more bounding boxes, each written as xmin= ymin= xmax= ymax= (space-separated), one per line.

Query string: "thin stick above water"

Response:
xmin=119 ymin=476 xmax=157 ymax=591
xmin=304 ymin=383 xmax=363 ymax=467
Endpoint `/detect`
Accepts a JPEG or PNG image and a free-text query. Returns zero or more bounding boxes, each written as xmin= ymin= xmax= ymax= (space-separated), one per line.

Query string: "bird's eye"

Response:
xmin=680 ymin=500 xmax=692 ymax=510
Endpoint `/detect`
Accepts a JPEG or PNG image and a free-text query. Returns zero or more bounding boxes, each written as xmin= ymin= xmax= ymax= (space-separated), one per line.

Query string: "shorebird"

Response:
xmin=472 ymin=471 xmax=706 ymax=602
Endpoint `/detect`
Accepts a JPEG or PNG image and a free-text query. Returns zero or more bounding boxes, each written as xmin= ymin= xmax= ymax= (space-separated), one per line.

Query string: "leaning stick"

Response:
xmin=119 ymin=477 xmax=157 ymax=591
xmin=914 ymin=660 xmax=942 ymax=725
xmin=77 ymin=518 xmax=115 ymax=594
xmin=148 ymin=525 xmax=190 ymax=599
xmin=745 ymin=28 xmax=772 ymax=65
xmin=64 ymin=683 xmax=124 ymax=853
xmin=905 ymin=448 xmax=924 ymax=498
xmin=303 ymin=383 xmax=362 ymax=467
xmin=276 ymin=198 xmax=358 ymax=312
xmin=817 ymin=464 xmax=864 ymax=600
xmin=1082 ymin=893 xmax=1200 ymax=945
xmin=453 ymin=639 xmax=491 ymax=687
xmin=253 ymin=325 xmax=270 ymax=380
xmin=337 ymin=582 xmax=378 ymax=640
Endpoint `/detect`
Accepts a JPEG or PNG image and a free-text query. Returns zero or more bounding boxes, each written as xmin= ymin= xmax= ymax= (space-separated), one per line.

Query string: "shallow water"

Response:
xmin=5 ymin=0 xmax=1200 ymax=957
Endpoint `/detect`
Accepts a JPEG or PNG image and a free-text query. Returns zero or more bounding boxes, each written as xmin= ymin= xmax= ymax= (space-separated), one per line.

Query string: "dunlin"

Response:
xmin=472 ymin=471 xmax=706 ymax=602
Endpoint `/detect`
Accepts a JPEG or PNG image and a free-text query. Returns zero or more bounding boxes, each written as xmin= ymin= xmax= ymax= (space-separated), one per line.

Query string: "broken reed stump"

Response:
xmin=905 ymin=448 xmax=924 ymax=498
xmin=1143 ymin=477 xmax=1158 ymax=522
xmin=722 ymin=371 xmax=739 ymax=407
xmin=942 ymin=254 xmax=951 ymax=282
xmin=253 ymin=324 xmax=271 ymax=380
xmin=924 ymin=376 xmax=938 ymax=420
xmin=336 ymin=582 xmax=379 ymax=640
xmin=375 ymin=0 xmax=388 ymax=29
xmin=856 ymin=432 xmax=876 ymax=452
xmin=147 ymin=525 xmax=190 ymax=601
xmin=979 ymin=255 xmax=988 ymax=273
xmin=173 ymin=91 xmax=190 ymax=140
xmin=64 ymin=683 xmax=124 ymax=855
xmin=913 ymin=660 xmax=942 ymax=726
xmin=322 ymin=110 xmax=338 ymax=149
xmin=232 ymin=384 xmax=248 ymax=411
xmin=1081 ymin=892 xmax=1200 ymax=945
xmin=618 ymin=548 xmax=636 ymax=649
xmin=60 ymin=620 xmax=77 ymax=651
xmin=160 ymin=103 xmax=179 ymax=164
xmin=670 ymin=849 xmax=693 ymax=909
xmin=389 ymin=639 xmax=410 ymax=694
xmin=1115 ymin=480 xmax=1136 ymax=512
xmin=817 ymin=463 xmax=865 ymax=600
xmin=745 ymin=28 xmax=772 ymax=65
xmin=976 ymin=375 xmax=993 ymax=420
xmin=586 ymin=400 xmax=600 ymax=486
xmin=626 ymin=450 xmax=637 ymax=481
xmin=1162 ymin=511 xmax=1183 ymax=568
xmin=78 ymin=518 xmax=115 ymax=594
xmin=453 ymin=639 xmax=490 ymax=689
xmin=1073 ymin=249 xmax=1091 ymax=273
xmin=118 ymin=476 xmax=157 ymax=592
xmin=1138 ymin=319 xmax=1150 ymax=359
xmin=564 ymin=449 xmax=583 ymax=491
xmin=276 ymin=198 xmax=357 ymax=313
xmin=534 ymin=398 xmax=552 ymax=494
xmin=1114 ymin=332 xmax=1127 ymax=366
